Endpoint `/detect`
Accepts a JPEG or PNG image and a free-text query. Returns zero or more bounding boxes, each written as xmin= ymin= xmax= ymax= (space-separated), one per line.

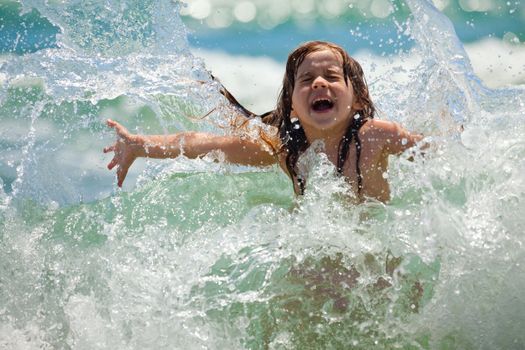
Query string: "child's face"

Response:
xmin=291 ymin=49 xmax=360 ymax=136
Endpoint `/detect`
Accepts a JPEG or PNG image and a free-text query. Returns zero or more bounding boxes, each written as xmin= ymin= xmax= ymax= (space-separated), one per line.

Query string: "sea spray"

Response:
xmin=0 ymin=0 xmax=232 ymax=205
xmin=1 ymin=0 xmax=525 ymax=349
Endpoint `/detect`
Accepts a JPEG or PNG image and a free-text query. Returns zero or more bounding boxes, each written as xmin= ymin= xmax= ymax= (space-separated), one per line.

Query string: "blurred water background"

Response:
xmin=1 ymin=0 xmax=524 ymax=349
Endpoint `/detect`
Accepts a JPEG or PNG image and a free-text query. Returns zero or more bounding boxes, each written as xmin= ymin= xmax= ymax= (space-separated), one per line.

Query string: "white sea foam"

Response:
xmin=465 ymin=38 xmax=525 ymax=87
xmin=2 ymin=1 xmax=525 ymax=348
xmin=190 ymin=48 xmax=284 ymax=113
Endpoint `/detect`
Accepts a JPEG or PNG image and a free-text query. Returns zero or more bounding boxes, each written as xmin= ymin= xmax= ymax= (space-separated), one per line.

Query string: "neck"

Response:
xmin=302 ymin=119 xmax=353 ymax=162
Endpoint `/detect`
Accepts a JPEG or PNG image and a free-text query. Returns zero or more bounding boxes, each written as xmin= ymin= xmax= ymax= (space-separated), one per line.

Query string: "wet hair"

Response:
xmin=218 ymin=41 xmax=375 ymax=195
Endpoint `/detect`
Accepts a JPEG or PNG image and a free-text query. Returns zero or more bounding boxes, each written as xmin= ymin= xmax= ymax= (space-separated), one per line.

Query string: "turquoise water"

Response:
xmin=1 ymin=0 xmax=525 ymax=349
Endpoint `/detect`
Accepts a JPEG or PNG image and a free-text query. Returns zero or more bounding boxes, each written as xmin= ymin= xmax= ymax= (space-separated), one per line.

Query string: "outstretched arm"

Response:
xmin=103 ymin=119 xmax=277 ymax=187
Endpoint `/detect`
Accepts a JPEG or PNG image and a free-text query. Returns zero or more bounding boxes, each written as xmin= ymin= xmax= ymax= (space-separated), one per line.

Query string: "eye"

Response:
xmin=327 ymin=74 xmax=342 ymax=81
xmin=300 ymin=76 xmax=312 ymax=83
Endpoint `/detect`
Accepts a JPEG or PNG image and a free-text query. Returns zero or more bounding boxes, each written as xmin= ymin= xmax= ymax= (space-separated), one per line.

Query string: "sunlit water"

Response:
xmin=1 ymin=0 xmax=525 ymax=349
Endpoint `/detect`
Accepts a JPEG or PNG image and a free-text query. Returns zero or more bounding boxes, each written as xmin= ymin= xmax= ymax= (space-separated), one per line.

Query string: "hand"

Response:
xmin=103 ymin=119 xmax=142 ymax=187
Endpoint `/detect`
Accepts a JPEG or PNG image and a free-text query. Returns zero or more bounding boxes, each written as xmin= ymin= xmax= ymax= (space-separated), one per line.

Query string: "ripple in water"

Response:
xmin=0 ymin=0 xmax=524 ymax=349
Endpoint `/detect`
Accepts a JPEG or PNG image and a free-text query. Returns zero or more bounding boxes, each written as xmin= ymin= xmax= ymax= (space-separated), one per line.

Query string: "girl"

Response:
xmin=104 ymin=41 xmax=423 ymax=202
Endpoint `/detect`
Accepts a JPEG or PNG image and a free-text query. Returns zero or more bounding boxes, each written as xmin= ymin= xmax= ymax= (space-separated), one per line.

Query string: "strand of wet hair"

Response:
xmin=212 ymin=74 xmax=366 ymax=195
xmin=337 ymin=115 xmax=365 ymax=194
xmin=282 ymin=116 xmax=308 ymax=194
xmin=210 ymin=74 xmax=277 ymax=122
xmin=354 ymin=129 xmax=363 ymax=192
xmin=207 ymin=74 xmax=308 ymax=194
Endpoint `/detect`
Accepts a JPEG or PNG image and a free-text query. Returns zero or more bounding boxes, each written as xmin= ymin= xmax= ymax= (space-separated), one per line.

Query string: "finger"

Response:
xmin=106 ymin=119 xmax=117 ymax=127
xmin=107 ymin=157 xmax=118 ymax=170
xmin=117 ymin=165 xmax=129 ymax=187
xmin=106 ymin=119 xmax=129 ymax=138
xmin=114 ymin=123 xmax=129 ymax=138
xmin=103 ymin=145 xmax=115 ymax=153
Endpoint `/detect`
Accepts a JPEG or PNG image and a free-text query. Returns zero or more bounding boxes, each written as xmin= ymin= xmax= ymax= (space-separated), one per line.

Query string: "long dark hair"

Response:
xmin=217 ymin=41 xmax=376 ymax=194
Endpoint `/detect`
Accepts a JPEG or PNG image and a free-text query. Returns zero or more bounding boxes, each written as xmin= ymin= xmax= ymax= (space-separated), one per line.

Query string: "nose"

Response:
xmin=312 ymin=76 xmax=328 ymax=89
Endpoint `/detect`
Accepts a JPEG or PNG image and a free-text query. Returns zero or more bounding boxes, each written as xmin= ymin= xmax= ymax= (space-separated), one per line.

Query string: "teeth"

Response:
xmin=311 ymin=98 xmax=333 ymax=106
xmin=311 ymin=98 xmax=334 ymax=111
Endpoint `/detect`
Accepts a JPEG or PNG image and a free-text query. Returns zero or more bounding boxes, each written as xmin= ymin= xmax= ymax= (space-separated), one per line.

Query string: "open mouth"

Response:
xmin=311 ymin=98 xmax=334 ymax=112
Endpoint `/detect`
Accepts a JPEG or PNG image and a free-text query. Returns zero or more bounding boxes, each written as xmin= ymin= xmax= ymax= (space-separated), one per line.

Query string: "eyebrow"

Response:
xmin=327 ymin=66 xmax=343 ymax=73
xmin=297 ymin=71 xmax=312 ymax=79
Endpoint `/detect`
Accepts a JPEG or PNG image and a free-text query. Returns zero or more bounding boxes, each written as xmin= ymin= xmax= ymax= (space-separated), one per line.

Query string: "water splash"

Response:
xmin=18 ymin=0 xmax=189 ymax=56
xmin=1 ymin=0 xmax=525 ymax=348
xmin=0 ymin=0 xmax=231 ymax=205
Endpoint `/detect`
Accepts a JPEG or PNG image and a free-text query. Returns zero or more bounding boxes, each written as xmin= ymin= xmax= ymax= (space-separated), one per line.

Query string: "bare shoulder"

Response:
xmin=360 ymin=118 xmax=423 ymax=155
xmin=358 ymin=119 xmax=400 ymax=145
xmin=360 ymin=119 xmax=402 ymax=135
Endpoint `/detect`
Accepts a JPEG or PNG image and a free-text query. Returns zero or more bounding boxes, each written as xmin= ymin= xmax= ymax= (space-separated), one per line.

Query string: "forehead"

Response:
xmin=296 ymin=49 xmax=343 ymax=74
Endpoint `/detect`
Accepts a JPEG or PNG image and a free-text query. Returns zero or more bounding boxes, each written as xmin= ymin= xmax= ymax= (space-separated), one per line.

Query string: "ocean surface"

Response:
xmin=1 ymin=0 xmax=525 ymax=349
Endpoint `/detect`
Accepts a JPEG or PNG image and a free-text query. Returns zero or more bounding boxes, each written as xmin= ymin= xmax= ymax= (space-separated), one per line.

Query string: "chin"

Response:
xmin=310 ymin=111 xmax=341 ymax=123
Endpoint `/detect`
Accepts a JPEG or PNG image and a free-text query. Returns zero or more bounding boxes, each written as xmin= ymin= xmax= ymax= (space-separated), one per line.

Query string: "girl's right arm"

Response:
xmin=103 ymin=119 xmax=277 ymax=187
